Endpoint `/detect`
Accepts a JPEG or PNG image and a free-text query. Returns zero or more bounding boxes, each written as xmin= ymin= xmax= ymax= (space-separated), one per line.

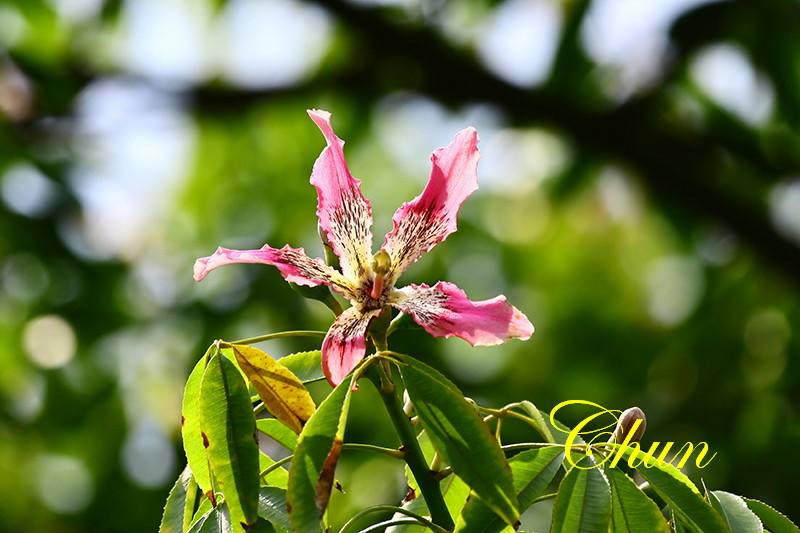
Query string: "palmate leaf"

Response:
xmin=159 ymin=466 xmax=198 ymax=533
xmin=708 ymin=491 xmax=763 ymax=533
xmin=257 ymin=418 xmax=299 ymax=451
xmin=396 ymin=355 xmax=518 ymax=527
xmin=258 ymin=487 xmax=292 ymax=533
xmin=199 ymin=353 xmax=261 ymax=532
xmin=231 ymin=344 xmax=316 ymax=434
xmin=258 ymin=452 xmax=290 ymax=489
xmin=744 ymin=498 xmax=800 ymax=533
xmin=606 ymin=468 xmax=670 ymax=533
xmin=455 ymin=446 xmax=564 ymax=533
xmin=182 ymin=347 xmax=216 ymax=501
xmin=188 ymin=504 xmax=276 ymax=533
xmin=278 ymin=350 xmax=324 ymax=383
xmin=627 ymin=451 xmax=728 ymax=533
xmin=287 ymin=379 xmax=352 ymax=533
xmin=550 ymin=456 xmax=611 ymax=533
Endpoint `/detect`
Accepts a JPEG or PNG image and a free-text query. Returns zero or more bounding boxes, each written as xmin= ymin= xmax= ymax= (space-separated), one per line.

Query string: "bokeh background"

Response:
xmin=1 ymin=0 xmax=799 ymax=531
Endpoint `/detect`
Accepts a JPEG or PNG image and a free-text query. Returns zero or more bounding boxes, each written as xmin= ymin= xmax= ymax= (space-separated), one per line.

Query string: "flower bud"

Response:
xmin=612 ymin=406 xmax=646 ymax=444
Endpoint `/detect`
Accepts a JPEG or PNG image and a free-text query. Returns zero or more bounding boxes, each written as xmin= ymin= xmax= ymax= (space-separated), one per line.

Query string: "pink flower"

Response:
xmin=194 ymin=110 xmax=534 ymax=385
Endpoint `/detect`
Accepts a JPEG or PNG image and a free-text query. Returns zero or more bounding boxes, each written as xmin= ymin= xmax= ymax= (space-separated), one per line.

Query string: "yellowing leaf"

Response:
xmin=231 ymin=344 xmax=316 ymax=434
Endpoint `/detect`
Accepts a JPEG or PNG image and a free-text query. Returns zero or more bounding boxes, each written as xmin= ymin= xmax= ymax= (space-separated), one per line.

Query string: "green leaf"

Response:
xmin=279 ymin=351 xmax=324 ymax=383
xmin=708 ymin=491 xmax=763 ymax=533
xmin=160 ymin=466 xmax=198 ymax=533
xmin=455 ymin=446 xmax=564 ymax=533
xmin=397 ymin=355 xmax=518 ymax=526
xmin=629 ymin=453 xmax=727 ymax=533
xmin=186 ymin=505 xmax=230 ymax=533
xmin=287 ymin=379 xmax=352 ymax=533
xmin=744 ymin=498 xmax=800 ymax=533
xmin=606 ymin=468 xmax=670 ymax=533
xmin=550 ymin=456 xmax=611 ymax=533
xmin=232 ymin=344 xmax=316 ymax=434
xmin=518 ymin=401 xmax=555 ymax=443
xmin=182 ymin=348 xmax=215 ymax=500
xmin=257 ymin=418 xmax=299 ymax=451
xmin=258 ymin=452 xmax=290 ymax=489
xmin=258 ymin=486 xmax=292 ymax=533
xmin=200 ymin=353 xmax=260 ymax=531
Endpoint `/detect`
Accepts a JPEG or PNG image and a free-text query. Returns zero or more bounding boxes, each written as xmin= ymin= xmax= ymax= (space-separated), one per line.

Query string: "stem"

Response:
xmin=366 ymin=366 xmax=455 ymax=531
xmin=227 ymin=330 xmax=326 ymax=345
xmin=343 ymin=443 xmax=406 ymax=460
xmin=338 ymin=504 xmax=450 ymax=533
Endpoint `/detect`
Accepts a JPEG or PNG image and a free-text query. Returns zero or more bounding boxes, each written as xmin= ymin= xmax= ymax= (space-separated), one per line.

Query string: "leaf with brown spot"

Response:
xmin=314 ymin=437 xmax=342 ymax=514
xmin=232 ymin=344 xmax=316 ymax=434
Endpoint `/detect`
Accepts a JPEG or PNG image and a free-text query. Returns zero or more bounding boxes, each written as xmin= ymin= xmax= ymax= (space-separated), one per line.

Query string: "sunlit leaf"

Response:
xmin=550 ymin=456 xmax=611 ymax=533
xmin=160 ymin=466 xmax=198 ymax=533
xmin=455 ymin=446 xmax=564 ymax=533
xmin=708 ymin=491 xmax=763 ymax=533
xmin=744 ymin=498 xmax=800 ymax=533
xmin=518 ymin=401 xmax=555 ymax=443
xmin=606 ymin=468 xmax=670 ymax=533
xmin=199 ymin=353 xmax=260 ymax=531
xmin=258 ymin=487 xmax=292 ymax=533
xmin=628 ymin=451 xmax=727 ymax=532
xmin=287 ymin=379 xmax=352 ymax=533
xmin=258 ymin=452 xmax=289 ymax=489
xmin=182 ymin=348 xmax=215 ymax=501
xmin=397 ymin=355 xmax=518 ymax=526
xmin=231 ymin=344 xmax=316 ymax=434
xmin=279 ymin=351 xmax=324 ymax=383
xmin=257 ymin=418 xmax=298 ymax=451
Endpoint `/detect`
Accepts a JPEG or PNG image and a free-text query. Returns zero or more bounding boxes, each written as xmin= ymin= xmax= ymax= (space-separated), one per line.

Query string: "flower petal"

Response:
xmin=321 ymin=307 xmax=383 ymax=386
xmin=308 ymin=109 xmax=374 ymax=285
xmin=390 ymin=282 xmax=533 ymax=346
xmin=382 ymin=127 xmax=480 ymax=282
xmin=194 ymin=245 xmax=352 ymax=295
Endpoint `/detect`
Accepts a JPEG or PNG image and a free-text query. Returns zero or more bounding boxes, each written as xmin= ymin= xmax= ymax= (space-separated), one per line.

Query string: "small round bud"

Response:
xmin=371 ymin=249 xmax=391 ymax=276
xmin=612 ymin=406 xmax=646 ymax=444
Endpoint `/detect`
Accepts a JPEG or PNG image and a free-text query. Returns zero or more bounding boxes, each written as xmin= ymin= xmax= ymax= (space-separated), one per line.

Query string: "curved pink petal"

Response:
xmin=390 ymin=281 xmax=533 ymax=346
xmin=308 ymin=109 xmax=374 ymax=285
xmin=194 ymin=245 xmax=353 ymax=296
xmin=321 ymin=307 xmax=383 ymax=386
xmin=382 ymin=127 xmax=480 ymax=282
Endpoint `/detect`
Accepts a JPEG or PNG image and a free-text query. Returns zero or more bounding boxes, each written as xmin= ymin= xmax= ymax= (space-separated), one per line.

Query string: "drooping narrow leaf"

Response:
xmin=199 ymin=353 xmax=260 ymax=531
xmin=257 ymin=418 xmax=299 ymax=451
xmin=550 ymin=456 xmax=611 ymax=533
xmin=232 ymin=344 xmax=316 ymax=434
xmin=397 ymin=355 xmax=518 ymax=526
xmin=455 ymin=446 xmax=564 ymax=533
xmin=159 ymin=466 xmax=198 ymax=533
xmin=279 ymin=350 xmax=324 ymax=383
xmin=182 ymin=348 xmax=215 ymax=501
xmin=744 ymin=498 xmax=800 ymax=533
xmin=258 ymin=487 xmax=292 ymax=533
xmin=708 ymin=491 xmax=763 ymax=533
xmin=629 ymin=452 xmax=727 ymax=533
xmin=606 ymin=467 xmax=670 ymax=533
xmin=287 ymin=379 xmax=352 ymax=533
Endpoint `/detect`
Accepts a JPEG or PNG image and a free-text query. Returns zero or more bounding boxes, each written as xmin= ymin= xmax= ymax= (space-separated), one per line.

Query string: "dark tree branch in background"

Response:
xmin=302 ymin=0 xmax=800 ymax=285
xmin=6 ymin=0 xmax=800 ymax=287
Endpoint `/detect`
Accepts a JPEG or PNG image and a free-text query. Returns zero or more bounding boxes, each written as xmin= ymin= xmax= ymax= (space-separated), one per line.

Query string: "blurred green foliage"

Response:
xmin=1 ymin=0 xmax=799 ymax=531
